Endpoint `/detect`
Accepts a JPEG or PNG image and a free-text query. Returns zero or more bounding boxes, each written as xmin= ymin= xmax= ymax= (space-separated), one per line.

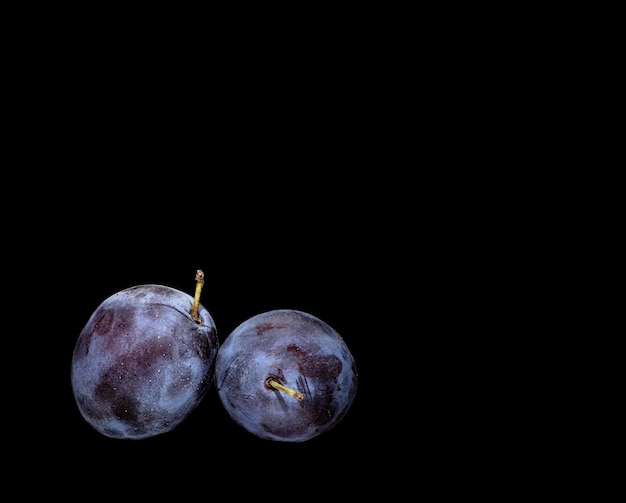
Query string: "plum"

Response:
xmin=70 ymin=272 xmax=219 ymax=440
xmin=215 ymin=309 xmax=358 ymax=442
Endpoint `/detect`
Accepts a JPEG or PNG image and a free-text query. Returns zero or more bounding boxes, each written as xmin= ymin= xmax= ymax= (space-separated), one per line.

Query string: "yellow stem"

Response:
xmin=191 ymin=269 xmax=205 ymax=323
xmin=266 ymin=378 xmax=303 ymax=401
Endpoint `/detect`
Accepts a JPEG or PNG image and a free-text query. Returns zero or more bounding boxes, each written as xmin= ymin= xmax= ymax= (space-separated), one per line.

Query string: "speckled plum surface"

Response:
xmin=71 ymin=284 xmax=219 ymax=440
xmin=215 ymin=309 xmax=358 ymax=442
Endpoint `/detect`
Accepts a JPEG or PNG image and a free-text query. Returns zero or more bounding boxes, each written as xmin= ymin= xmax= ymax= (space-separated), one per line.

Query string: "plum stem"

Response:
xmin=265 ymin=377 xmax=304 ymax=401
xmin=190 ymin=269 xmax=205 ymax=323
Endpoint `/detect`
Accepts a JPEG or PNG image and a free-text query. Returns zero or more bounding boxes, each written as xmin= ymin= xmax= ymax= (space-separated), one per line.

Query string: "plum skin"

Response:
xmin=215 ymin=309 xmax=358 ymax=442
xmin=70 ymin=284 xmax=219 ymax=440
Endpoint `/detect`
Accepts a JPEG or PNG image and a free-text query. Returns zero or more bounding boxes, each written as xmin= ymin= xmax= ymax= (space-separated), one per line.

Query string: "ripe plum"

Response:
xmin=215 ymin=309 xmax=358 ymax=442
xmin=71 ymin=272 xmax=218 ymax=440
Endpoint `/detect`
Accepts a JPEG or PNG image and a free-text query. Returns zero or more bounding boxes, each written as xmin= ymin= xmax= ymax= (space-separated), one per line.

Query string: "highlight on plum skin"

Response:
xmin=215 ymin=309 xmax=358 ymax=443
xmin=70 ymin=271 xmax=219 ymax=440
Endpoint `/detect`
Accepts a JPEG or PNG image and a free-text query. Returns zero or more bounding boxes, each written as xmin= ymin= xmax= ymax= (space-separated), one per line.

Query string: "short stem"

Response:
xmin=190 ymin=269 xmax=204 ymax=323
xmin=265 ymin=377 xmax=304 ymax=401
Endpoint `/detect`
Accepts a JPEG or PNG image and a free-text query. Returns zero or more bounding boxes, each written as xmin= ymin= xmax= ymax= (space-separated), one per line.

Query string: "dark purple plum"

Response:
xmin=71 ymin=278 xmax=219 ymax=440
xmin=215 ymin=309 xmax=358 ymax=442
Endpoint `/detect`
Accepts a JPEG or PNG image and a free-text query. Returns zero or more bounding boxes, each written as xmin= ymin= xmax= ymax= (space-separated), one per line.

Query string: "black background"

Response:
xmin=8 ymin=15 xmax=559 ymax=494
xmin=6 ymin=13 xmax=530 ymax=497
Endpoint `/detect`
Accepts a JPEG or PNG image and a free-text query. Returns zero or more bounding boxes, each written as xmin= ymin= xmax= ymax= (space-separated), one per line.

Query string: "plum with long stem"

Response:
xmin=71 ymin=270 xmax=219 ymax=440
